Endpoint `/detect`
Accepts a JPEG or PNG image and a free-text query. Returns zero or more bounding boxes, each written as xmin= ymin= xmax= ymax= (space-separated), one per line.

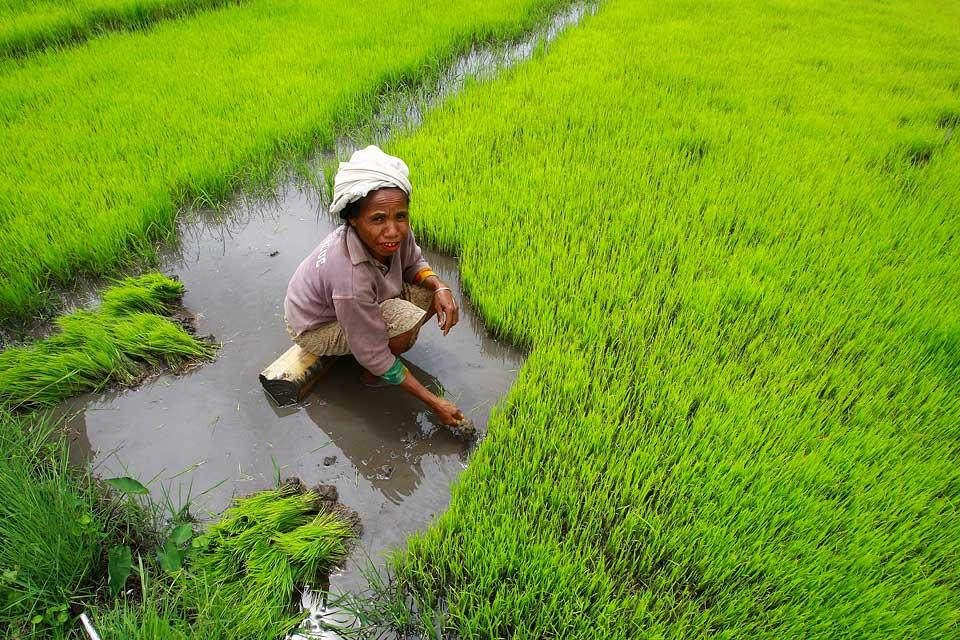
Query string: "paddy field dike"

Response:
xmin=2 ymin=0 xmax=959 ymax=638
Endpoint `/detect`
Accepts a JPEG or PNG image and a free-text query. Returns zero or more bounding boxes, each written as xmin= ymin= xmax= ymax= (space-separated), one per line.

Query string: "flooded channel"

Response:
xmin=58 ymin=185 xmax=524 ymax=591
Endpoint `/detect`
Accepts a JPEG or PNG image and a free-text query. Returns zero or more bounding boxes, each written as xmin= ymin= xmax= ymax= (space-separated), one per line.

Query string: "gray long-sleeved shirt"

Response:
xmin=284 ymin=224 xmax=431 ymax=376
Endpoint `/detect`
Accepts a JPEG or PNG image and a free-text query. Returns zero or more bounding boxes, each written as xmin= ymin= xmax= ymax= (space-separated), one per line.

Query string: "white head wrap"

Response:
xmin=329 ymin=145 xmax=412 ymax=217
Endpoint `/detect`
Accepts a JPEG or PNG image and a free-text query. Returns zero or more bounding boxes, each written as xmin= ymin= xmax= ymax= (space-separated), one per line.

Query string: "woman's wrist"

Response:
xmin=422 ymin=274 xmax=447 ymax=292
xmin=380 ymin=358 xmax=408 ymax=385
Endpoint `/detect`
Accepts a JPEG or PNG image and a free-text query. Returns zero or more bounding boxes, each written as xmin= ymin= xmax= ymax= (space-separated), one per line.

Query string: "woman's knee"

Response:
xmin=389 ymin=328 xmax=417 ymax=354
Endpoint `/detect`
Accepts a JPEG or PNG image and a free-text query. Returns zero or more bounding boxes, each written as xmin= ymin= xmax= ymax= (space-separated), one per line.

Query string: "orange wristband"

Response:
xmin=413 ymin=268 xmax=438 ymax=284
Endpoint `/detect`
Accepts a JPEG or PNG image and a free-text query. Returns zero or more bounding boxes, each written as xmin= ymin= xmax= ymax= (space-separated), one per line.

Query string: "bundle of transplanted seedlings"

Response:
xmin=0 ymin=273 xmax=216 ymax=411
xmin=184 ymin=483 xmax=358 ymax=638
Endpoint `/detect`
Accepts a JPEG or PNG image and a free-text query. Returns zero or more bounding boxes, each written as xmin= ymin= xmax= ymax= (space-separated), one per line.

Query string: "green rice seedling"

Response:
xmin=273 ymin=512 xmax=356 ymax=578
xmin=352 ymin=0 xmax=960 ymax=637
xmin=0 ymin=0 xmax=242 ymax=59
xmin=98 ymin=272 xmax=186 ymax=315
xmin=0 ymin=0 xmax=573 ymax=324
xmin=0 ymin=273 xmax=215 ymax=410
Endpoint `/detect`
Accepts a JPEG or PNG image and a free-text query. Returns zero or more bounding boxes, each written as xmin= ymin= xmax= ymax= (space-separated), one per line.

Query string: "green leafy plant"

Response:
xmin=105 ymin=477 xmax=150 ymax=496
xmin=108 ymin=546 xmax=133 ymax=598
xmin=156 ymin=524 xmax=194 ymax=573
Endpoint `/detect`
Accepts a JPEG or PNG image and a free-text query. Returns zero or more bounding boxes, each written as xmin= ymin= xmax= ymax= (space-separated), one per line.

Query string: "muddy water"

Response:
xmin=59 ymin=185 xmax=524 ymax=590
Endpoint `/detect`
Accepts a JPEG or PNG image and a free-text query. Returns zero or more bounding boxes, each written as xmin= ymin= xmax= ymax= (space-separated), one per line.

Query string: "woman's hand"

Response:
xmin=432 ymin=398 xmax=465 ymax=427
xmin=433 ymin=288 xmax=459 ymax=336
xmin=396 ymin=366 xmax=467 ymax=429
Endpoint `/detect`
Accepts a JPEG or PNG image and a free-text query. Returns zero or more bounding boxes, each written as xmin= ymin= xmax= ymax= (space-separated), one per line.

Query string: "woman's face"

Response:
xmin=349 ymin=187 xmax=410 ymax=262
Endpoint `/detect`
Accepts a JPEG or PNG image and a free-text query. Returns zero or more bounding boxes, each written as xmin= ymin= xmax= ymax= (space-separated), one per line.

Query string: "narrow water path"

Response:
xmin=314 ymin=1 xmax=597 ymax=163
xmin=54 ymin=2 xmax=598 ymax=593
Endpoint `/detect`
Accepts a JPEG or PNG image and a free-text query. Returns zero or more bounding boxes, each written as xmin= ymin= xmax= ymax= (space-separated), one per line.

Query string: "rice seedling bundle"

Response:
xmin=0 ymin=0 xmax=242 ymax=58
xmin=0 ymin=273 xmax=215 ymax=410
xmin=0 ymin=0 xmax=570 ymax=324
xmin=383 ymin=0 xmax=960 ymax=636
xmin=186 ymin=486 xmax=355 ymax=637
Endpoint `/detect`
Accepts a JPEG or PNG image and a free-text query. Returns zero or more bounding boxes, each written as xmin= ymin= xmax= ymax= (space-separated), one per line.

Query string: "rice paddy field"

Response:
xmin=0 ymin=0 xmax=569 ymax=324
xmin=3 ymin=0 xmax=960 ymax=637
xmin=0 ymin=0 xmax=240 ymax=58
xmin=384 ymin=1 xmax=960 ymax=636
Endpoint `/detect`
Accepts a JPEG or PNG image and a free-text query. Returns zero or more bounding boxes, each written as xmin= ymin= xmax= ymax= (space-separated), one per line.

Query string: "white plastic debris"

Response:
xmin=80 ymin=613 xmax=102 ymax=640
xmin=285 ymin=584 xmax=356 ymax=640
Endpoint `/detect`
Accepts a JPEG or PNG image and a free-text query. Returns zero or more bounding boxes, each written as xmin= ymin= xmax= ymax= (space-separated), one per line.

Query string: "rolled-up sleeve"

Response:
xmin=332 ymin=289 xmax=395 ymax=376
xmin=401 ymin=228 xmax=432 ymax=283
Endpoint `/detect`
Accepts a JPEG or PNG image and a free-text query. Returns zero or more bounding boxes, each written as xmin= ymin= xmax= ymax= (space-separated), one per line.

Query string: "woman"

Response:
xmin=284 ymin=146 xmax=466 ymax=428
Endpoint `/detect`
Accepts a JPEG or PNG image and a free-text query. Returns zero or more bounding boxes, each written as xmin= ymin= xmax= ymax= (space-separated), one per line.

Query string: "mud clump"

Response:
xmin=313 ymin=483 xmax=363 ymax=536
xmin=280 ymin=476 xmax=306 ymax=494
xmin=281 ymin=477 xmax=363 ymax=537
xmin=310 ymin=482 xmax=339 ymax=505
xmin=453 ymin=418 xmax=478 ymax=441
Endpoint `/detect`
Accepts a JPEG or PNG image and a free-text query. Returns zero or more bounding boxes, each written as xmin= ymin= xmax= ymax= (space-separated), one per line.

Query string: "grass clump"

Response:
xmin=0 ymin=409 xmax=158 ymax=637
xmin=0 ymin=0 xmax=243 ymax=59
xmin=0 ymin=0 xmax=571 ymax=324
xmin=371 ymin=0 xmax=960 ymax=637
xmin=89 ymin=567 xmax=241 ymax=639
xmin=0 ymin=410 xmax=102 ymax=635
xmin=0 ymin=273 xmax=215 ymax=411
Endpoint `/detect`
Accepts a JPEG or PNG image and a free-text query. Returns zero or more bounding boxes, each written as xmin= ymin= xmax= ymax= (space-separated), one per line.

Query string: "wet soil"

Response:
xmin=57 ymin=185 xmax=524 ymax=591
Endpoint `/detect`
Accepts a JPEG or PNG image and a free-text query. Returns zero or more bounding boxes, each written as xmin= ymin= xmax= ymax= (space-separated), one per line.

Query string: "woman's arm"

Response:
xmin=403 ymin=230 xmax=460 ymax=335
xmin=379 ymin=357 xmax=464 ymax=426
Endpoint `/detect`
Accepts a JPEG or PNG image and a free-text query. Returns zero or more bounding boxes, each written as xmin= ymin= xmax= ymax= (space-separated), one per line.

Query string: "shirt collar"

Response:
xmin=345 ymin=225 xmax=389 ymax=270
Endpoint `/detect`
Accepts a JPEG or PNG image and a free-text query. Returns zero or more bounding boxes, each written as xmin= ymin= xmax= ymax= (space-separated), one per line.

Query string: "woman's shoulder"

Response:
xmin=306 ymin=225 xmax=345 ymax=267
